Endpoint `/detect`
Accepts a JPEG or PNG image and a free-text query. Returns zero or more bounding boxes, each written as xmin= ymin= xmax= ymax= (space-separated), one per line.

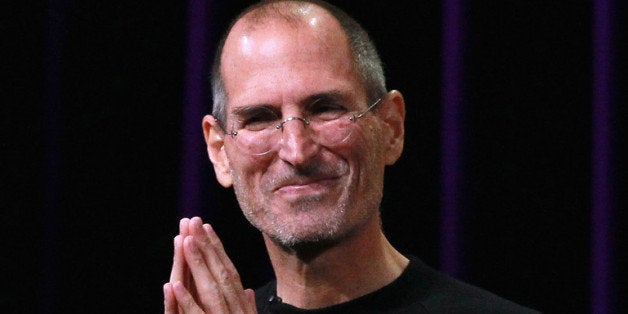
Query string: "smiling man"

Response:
xmin=163 ymin=1 xmax=537 ymax=313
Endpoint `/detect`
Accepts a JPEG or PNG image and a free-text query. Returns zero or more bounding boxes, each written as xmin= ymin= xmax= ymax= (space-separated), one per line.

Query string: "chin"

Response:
xmin=241 ymin=193 xmax=345 ymax=238
xmin=275 ymin=223 xmax=341 ymax=246
xmin=271 ymin=235 xmax=340 ymax=258
xmin=261 ymin=218 xmax=349 ymax=257
xmin=263 ymin=214 xmax=345 ymax=247
xmin=242 ymin=208 xmax=345 ymax=249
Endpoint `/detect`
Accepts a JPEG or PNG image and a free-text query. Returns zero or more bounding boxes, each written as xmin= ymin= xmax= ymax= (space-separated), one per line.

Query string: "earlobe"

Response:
xmin=380 ymin=90 xmax=406 ymax=165
xmin=202 ymin=115 xmax=233 ymax=187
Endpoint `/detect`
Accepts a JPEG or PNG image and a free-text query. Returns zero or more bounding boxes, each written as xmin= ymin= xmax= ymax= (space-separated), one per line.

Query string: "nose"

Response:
xmin=277 ymin=117 xmax=320 ymax=166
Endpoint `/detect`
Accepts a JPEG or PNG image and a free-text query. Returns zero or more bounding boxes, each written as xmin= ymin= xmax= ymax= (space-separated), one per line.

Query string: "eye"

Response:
xmin=237 ymin=107 xmax=280 ymax=131
xmin=309 ymin=98 xmax=347 ymax=121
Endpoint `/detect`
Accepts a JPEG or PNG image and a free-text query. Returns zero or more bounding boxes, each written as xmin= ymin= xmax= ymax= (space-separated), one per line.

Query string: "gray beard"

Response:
xmin=229 ymin=154 xmax=383 ymax=254
xmin=237 ymin=191 xmax=349 ymax=249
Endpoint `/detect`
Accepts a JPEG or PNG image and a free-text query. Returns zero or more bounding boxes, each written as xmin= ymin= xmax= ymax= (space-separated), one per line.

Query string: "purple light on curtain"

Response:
xmin=43 ymin=0 xmax=68 ymax=312
xmin=440 ymin=0 xmax=466 ymax=277
xmin=180 ymin=0 xmax=211 ymax=218
xmin=591 ymin=0 xmax=614 ymax=312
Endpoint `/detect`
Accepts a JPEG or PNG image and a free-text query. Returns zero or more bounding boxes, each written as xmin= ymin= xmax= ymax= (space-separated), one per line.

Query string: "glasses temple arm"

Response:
xmin=353 ymin=97 xmax=383 ymax=120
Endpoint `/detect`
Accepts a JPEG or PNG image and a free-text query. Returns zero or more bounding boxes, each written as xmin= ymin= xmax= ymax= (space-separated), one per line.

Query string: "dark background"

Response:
xmin=4 ymin=1 xmax=626 ymax=313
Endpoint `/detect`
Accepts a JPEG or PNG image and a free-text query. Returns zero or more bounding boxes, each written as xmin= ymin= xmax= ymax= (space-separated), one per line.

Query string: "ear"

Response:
xmin=202 ymin=115 xmax=233 ymax=187
xmin=378 ymin=90 xmax=405 ymax=165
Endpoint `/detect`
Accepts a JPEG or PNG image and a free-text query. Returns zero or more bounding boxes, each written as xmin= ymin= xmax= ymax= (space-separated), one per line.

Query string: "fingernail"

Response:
xmin=204 ymin=223 xmax=216 ymax=236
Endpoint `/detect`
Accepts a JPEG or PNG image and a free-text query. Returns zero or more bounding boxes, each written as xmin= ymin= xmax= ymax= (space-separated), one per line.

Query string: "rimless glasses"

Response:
xmin=216 ymin=95 xmax=383 ymax=156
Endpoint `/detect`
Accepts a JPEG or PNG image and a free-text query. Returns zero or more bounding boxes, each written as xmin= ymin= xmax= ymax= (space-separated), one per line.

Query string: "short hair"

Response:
xmin=211 ymin=0 xmax=387 ymax=123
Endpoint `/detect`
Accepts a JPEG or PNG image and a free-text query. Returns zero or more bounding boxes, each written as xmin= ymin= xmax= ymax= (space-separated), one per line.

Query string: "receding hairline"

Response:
xmin=211 ymin=0 xmax=387 ymax=121
xmin=230 ymin=1 xmax=341 ymax=38
xmin=220 ymin=1 xmax=362 ymax=95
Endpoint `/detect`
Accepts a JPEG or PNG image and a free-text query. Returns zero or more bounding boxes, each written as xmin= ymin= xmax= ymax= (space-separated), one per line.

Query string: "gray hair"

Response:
xmin=211 ymin=0 xmax=387 ymax=124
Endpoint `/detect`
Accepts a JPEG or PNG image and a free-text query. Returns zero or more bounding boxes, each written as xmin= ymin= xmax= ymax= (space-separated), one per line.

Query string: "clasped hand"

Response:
xmin=164 ymin=217 xmax=257 ymax=313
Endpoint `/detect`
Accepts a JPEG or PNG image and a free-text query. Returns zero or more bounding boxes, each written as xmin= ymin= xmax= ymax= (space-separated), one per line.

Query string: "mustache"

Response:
xmin=267 ymin=160 xmax=348 ymax=191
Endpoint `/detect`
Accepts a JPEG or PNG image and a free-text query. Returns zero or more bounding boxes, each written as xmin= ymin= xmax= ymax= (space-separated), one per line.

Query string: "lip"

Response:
xmin=273 ymin=177 xmax=339 ymax=195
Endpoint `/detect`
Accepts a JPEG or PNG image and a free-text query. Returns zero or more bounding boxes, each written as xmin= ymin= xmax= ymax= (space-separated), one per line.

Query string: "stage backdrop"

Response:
xmin=4 ymin=0 xmax=625 ymax=313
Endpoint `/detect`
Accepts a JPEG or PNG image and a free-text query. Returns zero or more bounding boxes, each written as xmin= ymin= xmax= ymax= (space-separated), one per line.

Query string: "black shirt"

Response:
xmin=255 ymin=257 xmax=539 ymax=313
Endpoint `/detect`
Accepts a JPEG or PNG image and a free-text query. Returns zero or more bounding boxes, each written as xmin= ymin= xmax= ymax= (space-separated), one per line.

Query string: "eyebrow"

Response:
xmin=230 ymin=104 xmax=279 ymax=118
xmin=228 ymin=90 xmax=353 ymax=116
xmin=301 ymin=90 xmax=350 ymax=106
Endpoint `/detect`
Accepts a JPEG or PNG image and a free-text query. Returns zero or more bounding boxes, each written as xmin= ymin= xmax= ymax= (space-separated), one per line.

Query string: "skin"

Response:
xmin=165 ymin=2 xmax=407 ymax=312
xmin=164 ymin=218 xmax=256 ymax=313
xmin=217 ymin=16 xmax=385 ymax=249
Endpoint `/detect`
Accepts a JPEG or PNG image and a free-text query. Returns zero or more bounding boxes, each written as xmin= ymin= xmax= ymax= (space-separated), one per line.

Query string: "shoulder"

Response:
xmin=252 ymin=258 xmax=539 ymax=313
xmin=407 ymin=257 xmax=540 ymax=313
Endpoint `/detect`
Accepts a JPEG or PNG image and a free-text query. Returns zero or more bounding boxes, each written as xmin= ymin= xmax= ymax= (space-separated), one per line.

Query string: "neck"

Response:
xmin=263 ymin=215 xmax=409 ymax=309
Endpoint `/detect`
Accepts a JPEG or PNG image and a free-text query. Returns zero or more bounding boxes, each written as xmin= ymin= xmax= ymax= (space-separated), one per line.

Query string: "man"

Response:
xmin=164 ymin=1 xmax=538 ymax=313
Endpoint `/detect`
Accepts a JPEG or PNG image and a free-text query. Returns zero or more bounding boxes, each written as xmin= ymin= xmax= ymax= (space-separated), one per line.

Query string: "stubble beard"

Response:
xmin=234 ymin=184 xmax=384 ymax=258
xmin=229 ymin=140 xmax=385 ymax=252
xmin=234 ymin=179 xmax=351 ymax=249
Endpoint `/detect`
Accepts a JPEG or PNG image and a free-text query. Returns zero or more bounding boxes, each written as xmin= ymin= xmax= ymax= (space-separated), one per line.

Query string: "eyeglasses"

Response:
xmin=217 ymin=96 xmax=383 ymax=156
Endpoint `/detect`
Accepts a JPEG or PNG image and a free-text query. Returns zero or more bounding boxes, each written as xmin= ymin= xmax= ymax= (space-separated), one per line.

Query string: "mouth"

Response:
xmin=273 ymin=176 xmax=340 ymax=196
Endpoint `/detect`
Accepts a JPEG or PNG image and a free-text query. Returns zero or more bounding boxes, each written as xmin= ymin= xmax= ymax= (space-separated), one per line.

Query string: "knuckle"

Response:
xmin=201 ymin=238 xmax=213 ymax=250
xmin=203 ymin=281 xmax=220 ymax=294
xmin=218 ymin=266 xmax=241 ymax=285
xmin=231 ymin=270 xmax=241 ymax=283
xmin=192 ymin=256 xmax=204 ymax=266
xmin=218 ymin=268 xmax=231 ymax=283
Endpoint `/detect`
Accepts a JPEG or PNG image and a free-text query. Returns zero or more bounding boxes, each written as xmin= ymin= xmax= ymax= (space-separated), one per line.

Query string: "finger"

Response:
xmin=202 ymin=224 xmax=246 ymax=293
xmin=172 ymin=281 xmax=205 ymax=314
xmin=163 ymin=283 xmax=178 ymax=314
xmin=183 ymin=235 xmax=230 ymax=313
xmin=194 ymin=222 xmax=249 ymax=312
xmin=244 ymin=288 xmax=257 ymax=313
xmin=202 ymin=224 xmax=238 ymax=278
xmin=169 ymin=235 xmax=186 ymax=283
xmin=179 ymin=218 xmax=191 ymax=237
xmin=177 ymin=218 xmax=193 ymax=289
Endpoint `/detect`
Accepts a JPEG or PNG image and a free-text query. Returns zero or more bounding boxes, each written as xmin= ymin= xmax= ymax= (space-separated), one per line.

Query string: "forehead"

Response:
xmin=220 ymin=5 xmax=363 ymax=110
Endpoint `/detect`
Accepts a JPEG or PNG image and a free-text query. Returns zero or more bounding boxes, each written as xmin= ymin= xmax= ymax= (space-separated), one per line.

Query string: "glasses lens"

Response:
xmin=228 ymin=97 xmax=381 ymax=156
xmin=309 ymin=116 xmax=355 ymax=145
xmin=230 ymin=114 xmax=357 ymax=155
xmin=231 ymin=127 xmax=276 ymax=155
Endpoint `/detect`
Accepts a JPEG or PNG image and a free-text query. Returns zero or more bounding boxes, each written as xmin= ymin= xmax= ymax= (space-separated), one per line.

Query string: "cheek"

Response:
xmin=226 ymin=147 xmax=271 ymax=185
xmin=341 ymin=123 xmax=386 ymax=185
xmin=352 ymin=122 xmax=385 ymax=164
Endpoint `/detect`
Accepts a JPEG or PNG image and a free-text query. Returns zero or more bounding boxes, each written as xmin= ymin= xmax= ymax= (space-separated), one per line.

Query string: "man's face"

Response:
xmin=212 ymin=12 xmax=389 ymax=248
